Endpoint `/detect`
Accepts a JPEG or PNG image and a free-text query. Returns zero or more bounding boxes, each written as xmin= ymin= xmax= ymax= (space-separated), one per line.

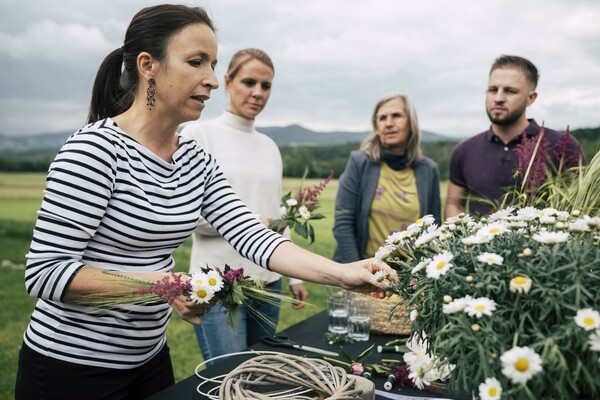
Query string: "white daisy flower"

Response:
xmin=507 ymin=220 xmax=528 ymax=229
xmin=406 ymin=357 xmax=436 ymax=390
xmin=509 ymin=276 xmax=532 ymax=294
xmin=488 ymin=207 xmax=514 ymax=222
xmin=385 ymin=229 xmax=413 ymax=244
xmin=370 ymin=270 xmax=388 ymax=284
xmin=191 ymin=272 xmax=209 ymax=287
xmin=374 ymin=244 xmax=396 ymax=264
xmin=410 ymin=309 xmax=419 ymax=321
xmin=205 ymin=270 xmax=224 ymax=292
xmin=286 ymin=198 xmax=298 ymax=207
xmin=537 ymin=207 xmax=558 ymax=218
xmin=461 ymin=234 xmax=492 ymax=246
xmin=476 ymin=223 xmax=508 ymax=237
xmin=539 ymin=216 xmax=556 ymax=224
xmin=477 ymin=252 xmax=504 ymax=266
xmin=532 ymin=231 xmax=570 ymax=244
xmin=584 ymin=215 xmax=600 ymax=228
xmin=516 ymin=207 xmax=540 ymax=221
xmin=465 ymin=297 xmax=497 ymax=318
xmin=478 ymin=377 xmax=502 ymax=400
xmin=574 ymin=308 xmax=600 ymax=331
xmin=500 ymin=346 xmax=543 ymax=384
xmin=298 ymin=205 xmax=311 ymax=220
xmin=425 ymin=251 xmax=454 ymax=279
xmin=415 ymin=231 xmax=437 ymax=247
xmin=406 ymin=222 xmax=422 ymax=234
xmin=555 ymin=211 xmax=570 ymax=221
xmin=588 ymin=330 xmax=600 ymax=352
xmin=411 ymin=258 xmax=431 ymax=274
xmin=415 ymin=214 xmax=436 ymax=227
xmin=190 ymin=283 xmax=215 ymax=304
xmin=442 ymin=295 xmax=473 ymax=314
xmin=569 ymin=219 xmax=590 ymax=232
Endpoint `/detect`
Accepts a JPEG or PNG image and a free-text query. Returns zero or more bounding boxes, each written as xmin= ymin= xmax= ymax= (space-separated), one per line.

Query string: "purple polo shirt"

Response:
xmin=448 ymin=119 xmax=584 ymax=215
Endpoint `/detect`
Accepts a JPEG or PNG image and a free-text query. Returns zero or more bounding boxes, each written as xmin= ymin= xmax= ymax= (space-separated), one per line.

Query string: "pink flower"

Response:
xmin=295 ymin=170 xmax=333 ymax=211
xmin=133 ymin=271 xmax=192 ymax=304
xmin=351 ymin=362 xmax=364 ymax=376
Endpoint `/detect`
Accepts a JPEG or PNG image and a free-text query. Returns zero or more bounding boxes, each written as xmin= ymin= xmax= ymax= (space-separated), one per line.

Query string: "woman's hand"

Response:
xmin=171 ymin=295 xmax=215 ymax=326
xmin=337 ymin=258 xmax=397 ymax=294
xmin=289 ymin=283 xmax=309 ymax=309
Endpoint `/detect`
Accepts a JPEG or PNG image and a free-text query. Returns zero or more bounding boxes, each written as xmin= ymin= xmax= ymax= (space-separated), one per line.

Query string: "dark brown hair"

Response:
xmin=490 ymin=55 xmax=539 ymax=89
xmin=87 ymin=4 xmax=215 ymax=123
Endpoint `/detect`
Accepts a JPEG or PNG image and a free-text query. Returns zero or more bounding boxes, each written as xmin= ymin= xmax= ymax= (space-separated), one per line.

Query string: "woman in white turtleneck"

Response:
xmin=181 ymin=48 xmax=308 ymax=365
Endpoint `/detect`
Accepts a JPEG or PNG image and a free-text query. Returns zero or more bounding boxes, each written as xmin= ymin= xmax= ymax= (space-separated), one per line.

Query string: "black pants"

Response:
xmin=15 ymin=342 xmax=175 ymax=400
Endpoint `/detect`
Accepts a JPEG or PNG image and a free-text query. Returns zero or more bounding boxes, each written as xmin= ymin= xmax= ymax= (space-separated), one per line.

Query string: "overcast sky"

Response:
xmin=1 ymin=0 xmax=599 ymax=138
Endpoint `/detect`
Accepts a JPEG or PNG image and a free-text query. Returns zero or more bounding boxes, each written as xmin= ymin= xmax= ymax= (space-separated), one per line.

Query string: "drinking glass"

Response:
xmin=326 ymin=286 xmax=348 ymax=334
xmin=347 ymin=294 xmax=372 ymax=341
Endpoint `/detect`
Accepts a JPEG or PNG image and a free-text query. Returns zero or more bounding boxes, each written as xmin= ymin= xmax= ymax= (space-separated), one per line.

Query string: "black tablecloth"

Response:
xmin=148 ymin=311 xmax=460 ymax=399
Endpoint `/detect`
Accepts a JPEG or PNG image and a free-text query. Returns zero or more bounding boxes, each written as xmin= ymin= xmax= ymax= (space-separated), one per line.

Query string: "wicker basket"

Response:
xmin=368 ymin=295 xmax=412 ymax=336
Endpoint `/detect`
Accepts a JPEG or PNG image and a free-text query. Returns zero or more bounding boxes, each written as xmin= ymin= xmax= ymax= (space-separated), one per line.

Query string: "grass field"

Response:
xmin=0 ymin=172 xmax=447 ymax=398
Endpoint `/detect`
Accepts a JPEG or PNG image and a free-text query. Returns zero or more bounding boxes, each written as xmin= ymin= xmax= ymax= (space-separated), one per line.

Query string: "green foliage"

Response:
xmin=572 ymin=126 xmax=600 ymax=164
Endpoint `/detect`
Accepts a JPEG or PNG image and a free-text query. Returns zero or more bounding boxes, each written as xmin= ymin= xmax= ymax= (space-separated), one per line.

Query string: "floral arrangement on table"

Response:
xmin=78 ymin=265 xmax=296 ymax=331
xmin=269 ymin=170 xmax=334 ymax=244
xmin=373 ymin=150 xmax=600 ymax=399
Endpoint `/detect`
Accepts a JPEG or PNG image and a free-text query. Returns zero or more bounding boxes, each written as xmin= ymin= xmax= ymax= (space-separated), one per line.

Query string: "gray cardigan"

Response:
xmin=332 ymin=150 xmax=441 ymax=262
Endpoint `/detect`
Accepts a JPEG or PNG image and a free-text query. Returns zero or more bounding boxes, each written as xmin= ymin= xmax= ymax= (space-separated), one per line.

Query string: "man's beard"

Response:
xmin=486 ymin=106 xmax=525 ymax=126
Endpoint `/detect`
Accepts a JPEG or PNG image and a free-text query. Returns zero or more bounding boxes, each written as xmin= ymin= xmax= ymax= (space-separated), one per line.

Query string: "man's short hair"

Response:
xmin=490 ymin=55 xmax=539 ymax=89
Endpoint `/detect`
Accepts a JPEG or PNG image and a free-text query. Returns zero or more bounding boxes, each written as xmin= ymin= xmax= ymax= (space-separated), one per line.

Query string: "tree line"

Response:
xmin=1 ymin=128 xmax=598 ymax=178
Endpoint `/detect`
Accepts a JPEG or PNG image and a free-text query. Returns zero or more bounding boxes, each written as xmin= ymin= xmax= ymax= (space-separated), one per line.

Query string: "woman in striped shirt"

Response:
xmin=14 ymin=4 xmax=395 ymax=400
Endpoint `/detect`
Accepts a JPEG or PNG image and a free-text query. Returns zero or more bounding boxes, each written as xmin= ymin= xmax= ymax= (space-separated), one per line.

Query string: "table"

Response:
xmin=148 ymin=311 xmax=461 ymax=399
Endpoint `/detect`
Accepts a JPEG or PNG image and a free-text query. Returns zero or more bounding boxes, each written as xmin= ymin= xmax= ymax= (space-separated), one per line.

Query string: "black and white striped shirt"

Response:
xmin=23 ymin=118 xmax=287 ymax=369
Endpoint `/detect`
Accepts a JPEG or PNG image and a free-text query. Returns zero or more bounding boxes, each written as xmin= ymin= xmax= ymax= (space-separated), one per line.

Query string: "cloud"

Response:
xmin=0 ymin=0 xmax=598 ymax=136
xmin=0 ymin=20 xmax=113 ymax=62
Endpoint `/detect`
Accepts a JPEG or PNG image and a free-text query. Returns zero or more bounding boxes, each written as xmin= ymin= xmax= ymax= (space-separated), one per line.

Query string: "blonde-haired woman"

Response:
xmin=182 ymin=49 xmax=308 ymax=365
xmin=333 ymin=93 xmax=441 ymax=262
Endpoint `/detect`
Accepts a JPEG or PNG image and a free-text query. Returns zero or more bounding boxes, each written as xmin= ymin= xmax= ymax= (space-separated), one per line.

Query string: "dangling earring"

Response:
xmin=146 ymin=78 xmax=156 ymax=110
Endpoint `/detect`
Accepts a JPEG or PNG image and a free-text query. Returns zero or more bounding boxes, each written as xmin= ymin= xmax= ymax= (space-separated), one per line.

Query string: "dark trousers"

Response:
xmin=15 ymin=342 xmax=174 ymax=400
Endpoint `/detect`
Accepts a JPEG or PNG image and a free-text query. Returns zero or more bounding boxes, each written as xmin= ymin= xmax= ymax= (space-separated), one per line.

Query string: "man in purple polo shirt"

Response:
xmin=445 ymin=55 xmax=585 ymax=217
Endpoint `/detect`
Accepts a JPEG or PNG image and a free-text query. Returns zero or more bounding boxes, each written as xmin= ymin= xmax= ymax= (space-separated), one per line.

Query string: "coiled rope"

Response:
xmin=195 ymin=351 xmax=374 ymax=400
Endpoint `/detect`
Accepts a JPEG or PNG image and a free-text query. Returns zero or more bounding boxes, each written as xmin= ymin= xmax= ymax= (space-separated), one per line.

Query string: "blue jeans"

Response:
xmin=194 ymin=279 xmax=281 ymax=366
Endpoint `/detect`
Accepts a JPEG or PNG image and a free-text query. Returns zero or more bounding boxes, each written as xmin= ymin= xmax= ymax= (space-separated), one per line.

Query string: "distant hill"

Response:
xmin=0 ymin=125 xmax=451 ymax=154
xmin=257 ymin=124 xmax=450 ymax=146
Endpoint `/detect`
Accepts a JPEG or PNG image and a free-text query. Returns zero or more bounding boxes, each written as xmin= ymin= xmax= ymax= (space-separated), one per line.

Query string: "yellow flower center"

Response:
xmin=583 ymin=316 xmax=596 ymax=327
xmin=436 ymin=261 xmax=447 ymax=270
xmin=514 ymin=276 xmax=527 ymax=285
xmin=196 ymin=289 xmax=208 ymax=298
xmin=194 ymin=279 xmax=204 ymax=285
xmin=488 ymin=387 xmax=498 ymax=397
xmin=475 ymin=305 xmax=486 ymax=312
xmin=415 ymin=218 xmax=423 ymax=224
xmin=515 ymin=358 xmax=529 ymax=372
xmin=208 ymin=278 xmax=217 ymax=286
xmin=489 ymin=227 xmax=500 ymax=234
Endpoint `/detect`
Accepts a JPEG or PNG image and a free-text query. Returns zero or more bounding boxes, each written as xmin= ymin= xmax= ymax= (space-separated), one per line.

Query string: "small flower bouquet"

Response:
xmin=375 ymin=206 xmax=600 ymax=399
xmin=78 ymin=265 xmax=295 ymax=331
xmin=269 ymin=170 xmax=333 ymax=244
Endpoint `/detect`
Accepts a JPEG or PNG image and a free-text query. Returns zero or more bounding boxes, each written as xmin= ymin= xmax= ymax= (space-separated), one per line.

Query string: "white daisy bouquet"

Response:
xmin=78 ymin=265 xmax=295 ymax=331
xmin=375 ymin=207 xmax=600 ymax=399
xmin=269 ymin=170 xmax=333 ymax=244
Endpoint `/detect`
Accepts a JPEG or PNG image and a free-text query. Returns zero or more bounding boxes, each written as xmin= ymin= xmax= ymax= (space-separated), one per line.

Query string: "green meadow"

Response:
xmin=0 ymin=172 xmax=447 ymax=398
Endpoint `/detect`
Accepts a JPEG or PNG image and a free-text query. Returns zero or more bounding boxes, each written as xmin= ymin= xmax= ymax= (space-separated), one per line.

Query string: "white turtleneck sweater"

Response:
xmin=181 ymin=111 xmax=301 ymax=285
